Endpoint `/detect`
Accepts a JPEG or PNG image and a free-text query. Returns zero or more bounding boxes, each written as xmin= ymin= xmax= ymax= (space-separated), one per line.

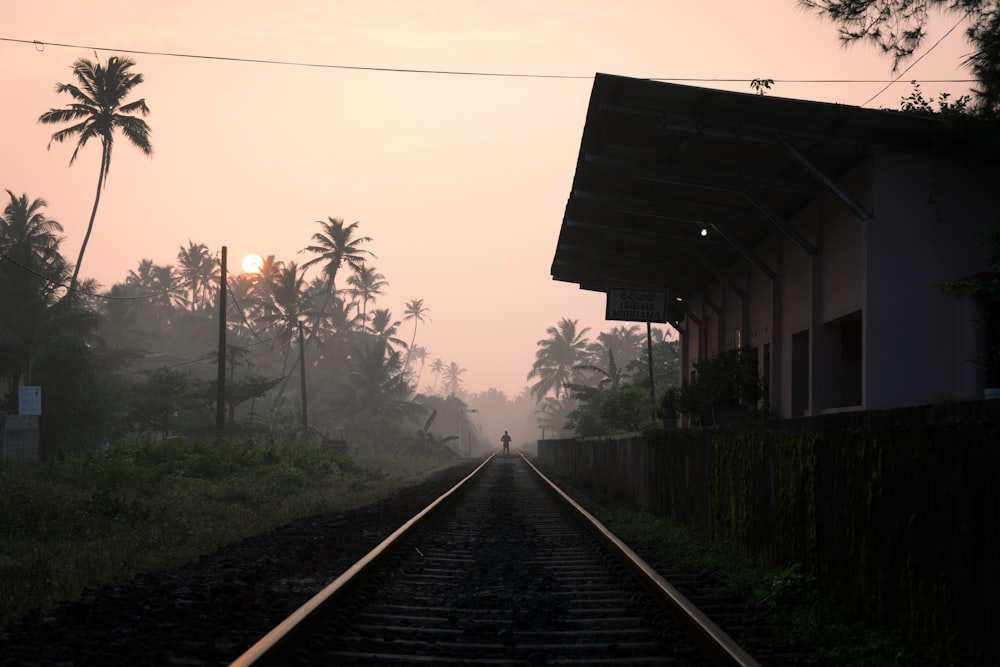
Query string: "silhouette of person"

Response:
xmin=501 ymin=430 xmax=511 ymax=456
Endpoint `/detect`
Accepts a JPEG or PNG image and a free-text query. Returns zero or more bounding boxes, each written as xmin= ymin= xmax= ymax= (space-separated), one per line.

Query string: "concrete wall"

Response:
xmin=866 ymin=152 xmax=997 ymax=409
xmin=676 ymin=150 xmax=998 ymax=419
xmin=537 ymin=401 xmax=1000 ymax=662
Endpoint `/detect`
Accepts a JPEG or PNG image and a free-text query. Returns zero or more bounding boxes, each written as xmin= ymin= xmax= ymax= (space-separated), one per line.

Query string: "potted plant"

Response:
xmin=658 ymin=387 xmax=679 ymax=428
xmin=685 ymin=348 xmax=763 ymax=426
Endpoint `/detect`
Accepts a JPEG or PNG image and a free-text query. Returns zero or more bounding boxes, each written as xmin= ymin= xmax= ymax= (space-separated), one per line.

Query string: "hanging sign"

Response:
xmin=605 ymin=288 xmax=667 ymax=323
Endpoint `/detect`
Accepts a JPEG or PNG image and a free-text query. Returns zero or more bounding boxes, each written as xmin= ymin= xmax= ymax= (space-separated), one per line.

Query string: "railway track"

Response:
xmin=230 ymin=453 xmax=761 ymax=666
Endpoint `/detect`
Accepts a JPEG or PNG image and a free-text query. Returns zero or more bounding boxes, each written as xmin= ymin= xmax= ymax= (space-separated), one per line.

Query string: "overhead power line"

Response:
xmin=860 ymin=9 xmax=975 ymax=107
xmin=0 ymin=35 xmax=975 ymax=85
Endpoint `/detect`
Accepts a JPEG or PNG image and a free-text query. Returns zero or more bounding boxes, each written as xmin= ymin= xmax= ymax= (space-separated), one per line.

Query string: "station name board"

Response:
xmin=605 ymin=288 xmax=667 ymax=323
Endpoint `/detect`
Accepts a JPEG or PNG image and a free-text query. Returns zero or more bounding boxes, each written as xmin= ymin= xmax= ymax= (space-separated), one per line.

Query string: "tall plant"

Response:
xmin=38 ymin=55 xmax=152 ymax=292
xmin=678 ymin=348 xmax=763 ymax=426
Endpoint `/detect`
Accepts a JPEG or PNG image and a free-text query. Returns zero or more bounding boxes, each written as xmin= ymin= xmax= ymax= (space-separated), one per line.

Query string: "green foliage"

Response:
xmin=658 ymin=386 xmax=679 ymax=420
xmin=899 ymin=81 xmax=972 ymax=117
xmin=625 ymin=335 xmax=680 ymax=394
xmin=750 ymin=78 xmax=774 ymax=95
xmin=126 ymin=367 xmax=211 ymax=438
xmin=594 ymin=505 xmax=909 ymax=664
xmin=528 ymin=318 xmax=593 ymax=402
xmin=677 ymin=348 xmax=763 ymax=426
xmin=804 ymin=0 xmax=1000 ymax=118
xmin=0 ymin=437 xmax=455 ymax=625
xmin=394 ymin=409 xmax=461 ymax=458
xmin=565 ymin=382 xmax=658 ymax=436
xmin=754 ymin=563 xmax=816 ymax=608
xmin=600 ymin=384 xmax=656 ymax=432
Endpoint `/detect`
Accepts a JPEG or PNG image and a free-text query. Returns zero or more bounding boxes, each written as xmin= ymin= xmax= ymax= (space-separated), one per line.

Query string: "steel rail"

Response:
xmin=232 ymin=450 xmax=760 ymax=666
xmin=228 ymin=453 xmax=497 ymax=667
xmin=521 ymin=453 xmax=763 ymax=667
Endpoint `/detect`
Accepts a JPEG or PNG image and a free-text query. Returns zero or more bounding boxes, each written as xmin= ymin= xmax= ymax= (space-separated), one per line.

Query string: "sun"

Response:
xmin=241 ymin=253 xmax=264 ymax=274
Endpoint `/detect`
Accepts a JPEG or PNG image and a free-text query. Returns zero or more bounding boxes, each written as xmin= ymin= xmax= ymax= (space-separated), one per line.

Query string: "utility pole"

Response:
xmin=216 ymin=246 xmax=227 ymax=435
xmin=647 ymin=321 xmax=658 ymax=426
xmin=298 ymin=320 xmax=308 ymax=435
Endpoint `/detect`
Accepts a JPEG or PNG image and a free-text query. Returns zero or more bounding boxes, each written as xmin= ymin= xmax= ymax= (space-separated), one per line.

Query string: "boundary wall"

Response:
xmin=1 ymin=414 xmax=40 ymax=463
xmin=537 ymin=402 xmax=999 ymax=662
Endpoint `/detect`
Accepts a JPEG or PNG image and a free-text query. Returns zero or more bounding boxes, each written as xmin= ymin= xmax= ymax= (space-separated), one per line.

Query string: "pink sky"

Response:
xmin=0 ymin=1 xmax=976 ymax=396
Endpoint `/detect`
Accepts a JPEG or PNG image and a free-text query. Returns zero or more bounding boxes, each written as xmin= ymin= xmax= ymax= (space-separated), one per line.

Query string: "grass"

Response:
xmin=0 ymin=437 xmax=460 ymax=626
xmin=594 ymin=506 xmax=939 ymax=666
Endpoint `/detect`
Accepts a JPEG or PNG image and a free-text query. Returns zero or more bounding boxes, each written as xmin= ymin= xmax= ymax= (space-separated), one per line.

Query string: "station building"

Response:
xmin=551 ymin=73 xmax=999 ymax=418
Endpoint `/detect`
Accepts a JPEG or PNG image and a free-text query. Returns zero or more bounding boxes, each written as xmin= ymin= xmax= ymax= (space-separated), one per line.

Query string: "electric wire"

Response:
xmin=860 ymin=9 xmax=975 ymax=107
xmin=0 ymin=35 xmax=976 ymax=86
xmin=0 ymin=249 xmax=196 ymax=300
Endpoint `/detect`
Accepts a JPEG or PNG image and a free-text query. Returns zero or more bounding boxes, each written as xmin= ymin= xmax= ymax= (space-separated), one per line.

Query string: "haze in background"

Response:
xmin=0 ymin=1 xmax=975 ymax=397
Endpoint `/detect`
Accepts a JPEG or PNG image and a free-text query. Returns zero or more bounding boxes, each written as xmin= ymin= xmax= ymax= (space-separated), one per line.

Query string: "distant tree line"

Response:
xmin=2 ymin=53 xmax=685 ymax=457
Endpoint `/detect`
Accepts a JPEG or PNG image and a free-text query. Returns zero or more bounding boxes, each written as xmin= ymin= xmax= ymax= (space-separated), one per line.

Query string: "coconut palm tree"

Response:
xmin=96 ymin=282 xmax=158 ymax=352
xmin=0 ymin=192 xmax=70 ymax=400
xmin=402 ymin=298 xmax=430 ymax=370
xmin=302 ymin=217 xmax=373 ymax=322
xmin=332 ymin=335 xmax=418 ymax=420
xmin=429 ymin=357 xmax=446 ymax=394
xmin=1 ymin=191 xmax=65 ymax=274
xmin=577 ymin=325 xmax=645 ymax=391
xmin=126 ymin=259 xmax=180 ymax=325
xmin=346 ymin=263 xmax=387 ymax=332
xmin=409 ymin=344 xmax=429 ymax=388
xmin=176 ymin=240 xmax=217 ymax=311
xmin=257 ymin=261 xmax=309 ymax=356
xmin=535 ymin=395 xmax=576 ymax=438
xmin=38 ymin=55 xmax=152 ymax=293
xmin=443 ymin=361 xmax=467 ymax=396
xmin=303 ymin=217 xmax=373 ymax=289
xmin=527 ymin=318 xmax=592 ymax=402
xmin=368 ymin=308 xmax=408 ymax=355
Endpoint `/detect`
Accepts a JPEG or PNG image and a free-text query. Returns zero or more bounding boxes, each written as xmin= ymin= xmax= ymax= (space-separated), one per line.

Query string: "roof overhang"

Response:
xmin=552 ymin=73 xmax=983 ymax=326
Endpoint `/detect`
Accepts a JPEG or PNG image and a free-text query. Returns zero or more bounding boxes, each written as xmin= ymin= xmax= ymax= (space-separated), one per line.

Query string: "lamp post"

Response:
xmin=646 ymin=321 xmax=657 ymax=426
xmin=298 ymin=320 xmax=308 ymax=435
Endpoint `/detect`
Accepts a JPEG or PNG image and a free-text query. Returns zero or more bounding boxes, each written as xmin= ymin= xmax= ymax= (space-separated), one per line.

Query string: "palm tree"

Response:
xmin=126 ymin=258 xmax=158 ymax=287
xmin=0 ymin=190 xmax=67 ymax=301
xmin=429 ymin=357 xmax=446 ymax=394
xmin=38 ymin=55 xmax=152 ymax=292
xmin=126 ymin=259 xmax=180 ymax=326
xmin=578 ymin=326 xmax=645 ymax=391
xmin=257 ymin=261 xmax=309 ymax=355
xmin=331 ymin=336 xmax=418 ymax=420
xmin=0 ymin=191 xmax=66 ymax=284
xmin=535 ymin=396 xmax=577 ymax=439
xmin=409 ymin=344 xmax=429 ymax=388
xmin=443 ymin=361 xmax=467 ymax=396
xmin=0 ymin=192 xmax=69 ymax=399
xmin=96 ymin=282 xmax=157 ymax=351
xmin=527 ymin=318 xmax=592 ymax=402
xmin=302 ymin=217 xmax=373 ymax=320
xmin=368 ymin=308 xmax=408 ymax=356
xmin=176 ymin=240 xmax=217 ymax=311
xmin=402 ymin=298 xmax=430 ymax=370
xmin=346 ymin=263 xmax=387 ymax=332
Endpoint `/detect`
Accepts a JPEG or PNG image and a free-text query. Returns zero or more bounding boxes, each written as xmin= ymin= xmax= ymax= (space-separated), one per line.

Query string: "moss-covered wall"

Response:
xmin=537 ymin=402 xmax=999 ymax=661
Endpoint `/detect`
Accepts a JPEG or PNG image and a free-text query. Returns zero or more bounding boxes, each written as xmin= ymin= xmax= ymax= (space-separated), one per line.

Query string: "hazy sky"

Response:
xmin=0 ymin=1 xmax=976 ymax=397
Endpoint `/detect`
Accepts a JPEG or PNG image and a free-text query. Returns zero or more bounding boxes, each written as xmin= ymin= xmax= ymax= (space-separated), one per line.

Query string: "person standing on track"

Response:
xmin=501 ymin=430 xmax=511 ymax=456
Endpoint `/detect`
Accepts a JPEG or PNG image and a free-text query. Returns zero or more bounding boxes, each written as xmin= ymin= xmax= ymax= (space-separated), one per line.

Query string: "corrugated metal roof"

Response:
xmin=551 ymin=73 xmax=987 ymax=327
